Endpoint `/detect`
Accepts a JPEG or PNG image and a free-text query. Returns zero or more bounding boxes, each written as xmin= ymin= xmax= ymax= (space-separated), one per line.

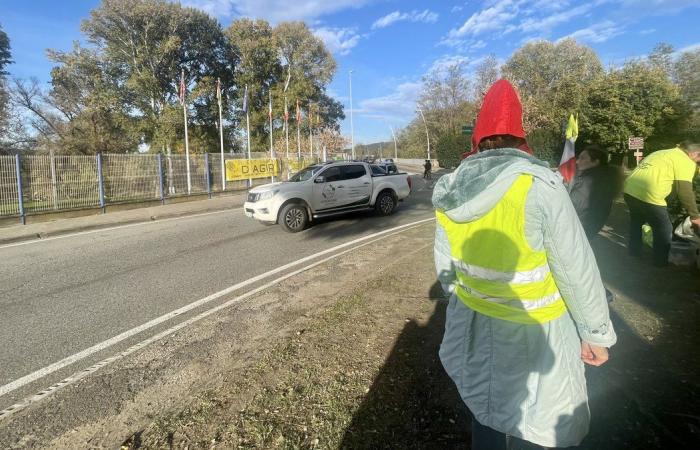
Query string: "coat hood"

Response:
xmin=471 ymin=79 xmax=532 ymax=155
xmin=432 ymin=148 xmax=560 ymax=222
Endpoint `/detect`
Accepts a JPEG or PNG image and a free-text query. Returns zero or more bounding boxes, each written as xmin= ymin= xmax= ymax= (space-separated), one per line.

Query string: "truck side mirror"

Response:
xmin=314 ymin=176 xmax=325 ymax=184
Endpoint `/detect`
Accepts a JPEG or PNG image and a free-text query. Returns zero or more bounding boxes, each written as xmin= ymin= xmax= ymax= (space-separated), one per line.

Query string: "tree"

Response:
xmin=435 ymin=133 xmax=469 ymax=169
xmin=502 ymin=39 xmax=603 ymax=133
xmin=674 ymin=48 xmax=700 ymax=113
xmin=227 ymin=19 xmax=281 ymax=152
xmin=0 ymin=23 xmax=10 ymax=76
xmin=418 ymin=63 xmax=473 ymax=136
xmin=582 ymin=61 xmax=681 ymax=152
xmin=317 ymin=127 xmax=348 ymax=155
xmin=0 ymin=24 xmax=12 ymax=151
xmin=473 ymin=55 xmax=500 ymax=105
xmin=648 ymin=42 xmax=675 ymax=77
xmin=53 ymin=0 xmax=237 ymax=154
xmin=47 ymin=45 xmax=140 ymax=154
xmin=272 ymin=22 xmax=341 ymax=138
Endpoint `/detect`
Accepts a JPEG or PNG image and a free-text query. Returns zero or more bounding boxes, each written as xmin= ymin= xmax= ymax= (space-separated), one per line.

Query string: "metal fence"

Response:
xmin=0 ymin=152 xmax=322 ymax=222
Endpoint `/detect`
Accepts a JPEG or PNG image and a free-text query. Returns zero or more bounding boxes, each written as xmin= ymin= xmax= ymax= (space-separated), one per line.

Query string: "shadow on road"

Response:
xmin=580 ymin=204 xmax=700 ymax=449
xmin=339 ymin=281 xmax=472 ymax=449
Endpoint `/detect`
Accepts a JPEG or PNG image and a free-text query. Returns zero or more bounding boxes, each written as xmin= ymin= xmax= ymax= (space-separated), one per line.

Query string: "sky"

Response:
xmin=2 ymin=0 xmax=700 ymax=145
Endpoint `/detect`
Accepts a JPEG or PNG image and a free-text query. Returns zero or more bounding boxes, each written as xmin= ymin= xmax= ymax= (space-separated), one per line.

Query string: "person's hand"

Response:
xmin=691 ymin=217 xmax=700 ymax=234
xmin=581 ymin=342 xmax=609 ymax=366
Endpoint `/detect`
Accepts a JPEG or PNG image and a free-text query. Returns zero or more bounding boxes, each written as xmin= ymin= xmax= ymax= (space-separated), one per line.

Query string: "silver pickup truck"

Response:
xmin=243 ymin=161 xmax=412 ymax=232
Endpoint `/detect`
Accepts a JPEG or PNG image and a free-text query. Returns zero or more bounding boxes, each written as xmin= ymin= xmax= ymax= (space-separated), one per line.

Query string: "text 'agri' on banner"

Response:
xmin=225 ymin=159 xmax=280 ymax=181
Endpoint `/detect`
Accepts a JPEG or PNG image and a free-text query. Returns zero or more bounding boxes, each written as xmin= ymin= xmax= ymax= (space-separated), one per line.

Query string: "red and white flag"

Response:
xmin=179 ymin=69 xmax=186 ymax=106
xmin=558 ymin=114 xmax=578 ymax=183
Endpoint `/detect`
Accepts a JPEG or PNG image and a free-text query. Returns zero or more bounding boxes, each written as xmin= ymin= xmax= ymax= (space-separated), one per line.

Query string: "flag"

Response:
xmin=242 ymin=85 xmax=248 ymax=113
xmin=268 ymin=92 xmax=273 ymax=121
xmin=296 ymin=99 xmax=301 ymax=122
xmin=558 ymin=114 xmax=578 ymax=183
xmin=216 ymin=78 xmax=222 ymax=107
xmin=284 ymin=98 xmax=289 ymax=123
xmin=179 ymin=69 xmax=186 ymax=106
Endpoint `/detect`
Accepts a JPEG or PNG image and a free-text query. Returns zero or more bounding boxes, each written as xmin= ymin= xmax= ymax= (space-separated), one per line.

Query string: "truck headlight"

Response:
xmin=258 ymin=190 xmax=278 ymax=201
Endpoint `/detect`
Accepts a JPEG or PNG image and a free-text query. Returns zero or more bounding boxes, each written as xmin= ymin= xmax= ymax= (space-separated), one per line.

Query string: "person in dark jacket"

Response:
xmin=423 ymin=160 xmax=432 ymax=179
xmin=569 ymin=146 xmax=622 ymax=240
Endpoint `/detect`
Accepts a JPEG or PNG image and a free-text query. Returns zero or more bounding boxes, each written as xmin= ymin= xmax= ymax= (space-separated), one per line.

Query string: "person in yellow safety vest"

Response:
xmin=433 ymin=80 xmax=617 ymax=449
xmin=623 ymin=141 xmax=700 ymax=267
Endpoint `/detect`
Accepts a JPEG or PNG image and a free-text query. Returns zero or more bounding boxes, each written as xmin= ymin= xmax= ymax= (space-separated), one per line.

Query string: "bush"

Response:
xmin=435 ymin=133 xmax=470 ymax=169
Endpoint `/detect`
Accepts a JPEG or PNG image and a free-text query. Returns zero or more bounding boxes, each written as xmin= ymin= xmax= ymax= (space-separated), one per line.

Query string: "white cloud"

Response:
xmin=517 ymin=4 xmax=593 ymax=34
xmin=470 ymin=40 xmax=487 ymax=50
xmin=183 ymin=0 xmax=372 ymax=22
xmin=356 ymin=82 xmax=422 ymax=120
xmin=451 ymin=5 xmax=464 ymax=13
xmin=313 ymin=27 xmax=362 ymax=55
xmin=371 ymin=9 xmax=439 ymax=30
xmin=446 ymin=0 xmax=519 ymax=40
xmin=678 ymin=42 xmax=700 ymax=53
xmin=639 ymin=28 xmax=656 ymax=35
xmin=561 ymin=21 xmax=624 ymax=43
xmin=428 ymin=55 xmax=470 ymax=75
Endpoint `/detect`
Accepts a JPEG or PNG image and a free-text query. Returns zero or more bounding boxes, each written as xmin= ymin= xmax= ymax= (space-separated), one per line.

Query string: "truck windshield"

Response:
xmin=289 ymin=165 xmax=322 ymax=182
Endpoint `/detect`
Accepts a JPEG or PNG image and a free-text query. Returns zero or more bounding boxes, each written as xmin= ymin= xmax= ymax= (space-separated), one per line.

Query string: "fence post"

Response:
xmin=157 ymin=153 xmax=165 ymax=204
xmin=97 ymin=153 xmax=105 ymax=213
xmin=204 ymin=153 xmax=211 ymax=198
xmin=15 ymin=154 xmax=25 ymax=225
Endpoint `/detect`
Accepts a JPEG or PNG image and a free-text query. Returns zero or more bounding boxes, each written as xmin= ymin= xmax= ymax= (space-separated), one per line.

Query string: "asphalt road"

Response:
xmin=0 ymin=172 xmax=439 ymax=409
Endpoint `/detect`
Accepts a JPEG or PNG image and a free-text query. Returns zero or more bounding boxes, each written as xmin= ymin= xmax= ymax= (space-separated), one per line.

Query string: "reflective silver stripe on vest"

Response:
xmin=456 ymin=279 xmax=562 ymax=311
xmin=453 ymin=259 xmax=551 ymax=284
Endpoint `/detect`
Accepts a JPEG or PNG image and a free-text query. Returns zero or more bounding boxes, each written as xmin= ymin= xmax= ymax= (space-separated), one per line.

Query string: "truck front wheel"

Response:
xmin=279 ymin=203 xmax=308 ymax=232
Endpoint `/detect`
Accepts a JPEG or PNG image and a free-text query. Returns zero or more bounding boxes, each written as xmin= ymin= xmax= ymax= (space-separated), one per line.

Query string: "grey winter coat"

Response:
xmin=433 ymin=149 xmax=617 ymax=448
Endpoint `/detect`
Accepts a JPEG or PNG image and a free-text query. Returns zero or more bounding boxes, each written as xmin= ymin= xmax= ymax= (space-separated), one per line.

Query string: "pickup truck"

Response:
xmin=243 ymin=161 xmax=412 ymax=232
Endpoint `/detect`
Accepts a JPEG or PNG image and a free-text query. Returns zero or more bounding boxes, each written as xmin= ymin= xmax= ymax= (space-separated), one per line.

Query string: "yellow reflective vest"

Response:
xmin=436 ymin=175 xmax=567 ymax=324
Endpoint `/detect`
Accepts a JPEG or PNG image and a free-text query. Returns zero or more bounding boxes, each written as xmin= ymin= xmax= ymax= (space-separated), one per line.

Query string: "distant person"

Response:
xmin=433 ymin=79 xmax=616 ymax=449
xmin=569 ymin=145 xmax=622 ymax=240
xmin=623 ymin=141 xmax=700 ymax=267
xmin=423 ymin=159 xmax=432 ymax=179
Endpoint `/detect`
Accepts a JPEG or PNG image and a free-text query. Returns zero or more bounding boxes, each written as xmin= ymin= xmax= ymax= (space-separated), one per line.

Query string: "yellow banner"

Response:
xmin=288 ymin=158 xmax=316 ymax=172
xmin=225 ymin=159 xmax=279 ymax=181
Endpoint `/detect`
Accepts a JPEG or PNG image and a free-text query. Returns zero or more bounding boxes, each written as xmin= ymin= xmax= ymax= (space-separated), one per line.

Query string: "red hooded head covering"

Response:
xmin=465 ymin=79 xmax=532 ymax=158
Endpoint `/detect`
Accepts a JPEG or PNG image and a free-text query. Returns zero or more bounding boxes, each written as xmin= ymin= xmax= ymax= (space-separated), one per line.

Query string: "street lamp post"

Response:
xmin=389 ymin=125 xmax=398 ymax=159
xmin=416 ymin=107 xmax=430 ymax=161
xmin=349 ymin=70 xmax=355 ymax=160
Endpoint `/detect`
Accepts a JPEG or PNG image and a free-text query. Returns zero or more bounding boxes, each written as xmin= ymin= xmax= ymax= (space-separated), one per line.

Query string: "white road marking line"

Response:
xmin=0 ymin=217 xmax=434 ymax=401
xmin=0 ymin=219 xmax=435 ymax=420
xmin=0 ymin=208 xmax=241 ymax=250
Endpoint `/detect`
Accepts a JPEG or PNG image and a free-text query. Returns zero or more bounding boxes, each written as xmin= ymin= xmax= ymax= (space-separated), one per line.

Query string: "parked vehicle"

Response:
xmin=376 ymin=162 xmax=398 ymax=174
xmin=243 ymin=161 xmax=412 ymax=232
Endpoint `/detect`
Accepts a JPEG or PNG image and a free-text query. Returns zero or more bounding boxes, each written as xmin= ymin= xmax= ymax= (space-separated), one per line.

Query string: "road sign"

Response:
xmin=462 ymin=125 xmax=474 ymax=135
xmin=628 ymin=137 xmax=644 ymax=150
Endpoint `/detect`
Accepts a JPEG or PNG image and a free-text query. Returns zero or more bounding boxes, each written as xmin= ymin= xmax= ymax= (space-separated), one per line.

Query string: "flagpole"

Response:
xmin=269 ymin=91 xmax=274 ymax=183
xmin=296 ymin=102 xmax=301 ymax=162
xmin=245 ymin=85 xmax=251 ymax=188
xmin=308 ymin=105 xmax=313 ymax=161
xmin=217 ymin=78 xmax=226 ymax=191
xmin=284 ymin=96 xmax=289 ymax=160
xmin=182 ymin=70 xmax=191 ymax=195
